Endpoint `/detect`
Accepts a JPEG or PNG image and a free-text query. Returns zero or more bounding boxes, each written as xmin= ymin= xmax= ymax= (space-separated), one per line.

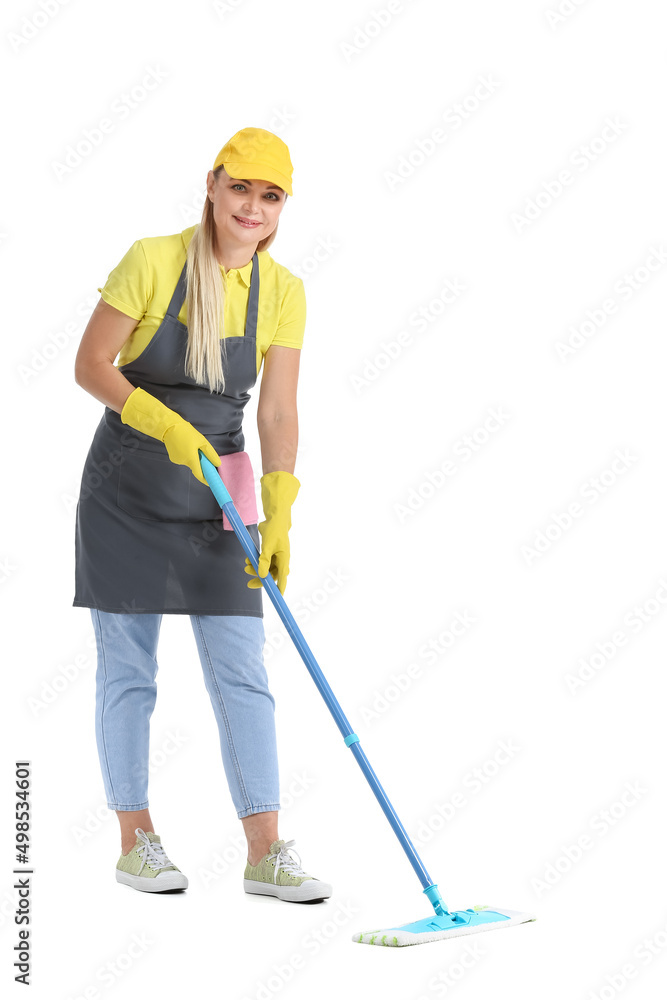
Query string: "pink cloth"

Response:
xmin=217 ymin=451 xmax=259 ymax=530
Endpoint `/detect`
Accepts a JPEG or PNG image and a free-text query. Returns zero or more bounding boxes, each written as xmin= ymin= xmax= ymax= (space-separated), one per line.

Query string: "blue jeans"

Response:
xmin=91 ymin=610 xmax=281 ymax=819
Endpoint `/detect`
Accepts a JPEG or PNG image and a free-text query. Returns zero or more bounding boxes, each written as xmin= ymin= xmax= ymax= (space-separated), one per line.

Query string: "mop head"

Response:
xmin=352 ymin=904 xmax=536 ymax=947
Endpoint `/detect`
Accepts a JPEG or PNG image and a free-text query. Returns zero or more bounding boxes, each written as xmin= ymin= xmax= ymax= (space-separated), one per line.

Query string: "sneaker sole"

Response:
xmin=243 ymin=878 xmax=332 ymax=902
xmin=116 ymin=870 xmax=188 ymax=892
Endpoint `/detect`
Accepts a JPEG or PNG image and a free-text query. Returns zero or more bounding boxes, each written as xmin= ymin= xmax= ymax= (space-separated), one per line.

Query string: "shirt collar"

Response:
xmin=181 ymin=225 xmax=255 ymax=288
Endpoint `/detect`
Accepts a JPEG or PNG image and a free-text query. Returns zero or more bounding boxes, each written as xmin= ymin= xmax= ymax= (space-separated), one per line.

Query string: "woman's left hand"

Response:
xmin=244 ymin=470 xmax=300 ymax=595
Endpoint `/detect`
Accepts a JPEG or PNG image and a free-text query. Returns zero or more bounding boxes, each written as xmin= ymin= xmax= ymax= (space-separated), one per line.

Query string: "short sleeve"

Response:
xmin=97 ymin=239 xmax=151 ymax=322
xmin=271 ymin=277 xmax=306 ymax=349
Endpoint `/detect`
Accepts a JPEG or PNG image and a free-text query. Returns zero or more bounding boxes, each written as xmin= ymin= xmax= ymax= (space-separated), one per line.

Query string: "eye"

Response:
xmin=231 ymin=183 xmax=279 ymax=200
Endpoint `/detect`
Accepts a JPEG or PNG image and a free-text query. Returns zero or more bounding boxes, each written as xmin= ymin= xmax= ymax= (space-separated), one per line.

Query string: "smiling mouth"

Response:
xmin=234 ymin=216 xmax=261 ymax=227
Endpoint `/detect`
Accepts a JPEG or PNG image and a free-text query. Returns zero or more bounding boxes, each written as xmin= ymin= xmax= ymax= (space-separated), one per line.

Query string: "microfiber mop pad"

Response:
xmin=353 ymin=905 xmax=537 ymax=947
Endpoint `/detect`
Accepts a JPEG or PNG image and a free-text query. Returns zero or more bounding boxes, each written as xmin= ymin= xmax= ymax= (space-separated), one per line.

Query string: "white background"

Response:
xmin=3 ymin=0 xmax=667 ymax=997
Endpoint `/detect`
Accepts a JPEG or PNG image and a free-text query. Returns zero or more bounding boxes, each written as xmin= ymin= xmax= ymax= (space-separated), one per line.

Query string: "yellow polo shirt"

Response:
xmin=97 ymin=224 xmax=305 ymax=374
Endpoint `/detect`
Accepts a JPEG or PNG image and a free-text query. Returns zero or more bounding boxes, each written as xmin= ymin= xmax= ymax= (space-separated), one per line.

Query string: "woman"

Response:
xmin=73 ymin=127 xmax=331 ymax=901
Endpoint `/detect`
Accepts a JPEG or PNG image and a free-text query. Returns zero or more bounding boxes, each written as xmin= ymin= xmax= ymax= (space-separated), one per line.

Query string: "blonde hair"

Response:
xmin=185 ymin=164 xmax=285 ymax=393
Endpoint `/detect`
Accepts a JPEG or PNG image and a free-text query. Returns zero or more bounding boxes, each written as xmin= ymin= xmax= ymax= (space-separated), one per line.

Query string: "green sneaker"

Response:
xmin=115 ymin=828 xmax=188 ymax=892
xmin=243 ymin=838 xmax=332 ymax=902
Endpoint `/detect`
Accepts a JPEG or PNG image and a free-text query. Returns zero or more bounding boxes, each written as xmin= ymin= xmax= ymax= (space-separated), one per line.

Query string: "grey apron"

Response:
xmin=73 ymin=254 xmax=263 ymax=616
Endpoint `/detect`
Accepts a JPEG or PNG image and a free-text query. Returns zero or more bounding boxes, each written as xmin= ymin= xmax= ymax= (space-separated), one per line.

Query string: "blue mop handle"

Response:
xmin=200 ymin=452 xmax=448 ymax=917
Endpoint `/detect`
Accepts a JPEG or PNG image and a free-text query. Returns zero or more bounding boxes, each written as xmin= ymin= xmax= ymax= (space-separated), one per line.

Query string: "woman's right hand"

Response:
xmin=75 ymin=298 xmax=220 ymax=484
xmin=120 ymin=387 xmax=220 ymax=485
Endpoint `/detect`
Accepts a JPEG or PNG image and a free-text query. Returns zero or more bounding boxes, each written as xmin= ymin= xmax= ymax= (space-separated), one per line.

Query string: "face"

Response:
xmin=206 ymin=168 xmax=287 ymax=247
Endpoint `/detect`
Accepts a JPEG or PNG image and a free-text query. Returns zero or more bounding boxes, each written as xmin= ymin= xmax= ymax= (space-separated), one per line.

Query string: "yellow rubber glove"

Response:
xmin=120 ymin=387 xmax=220 ymax=485
xmin=244 ymin=470 xmax=300 ymax=595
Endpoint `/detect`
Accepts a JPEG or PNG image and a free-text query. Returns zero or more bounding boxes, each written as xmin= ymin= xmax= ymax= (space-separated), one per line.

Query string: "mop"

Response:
xmin=200 ymin=455 xmax=536 ymax=947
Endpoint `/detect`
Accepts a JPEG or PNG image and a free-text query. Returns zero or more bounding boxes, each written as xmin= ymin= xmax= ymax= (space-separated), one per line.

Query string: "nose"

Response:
xmin=240 ymin=193 xmax=262 ymax=215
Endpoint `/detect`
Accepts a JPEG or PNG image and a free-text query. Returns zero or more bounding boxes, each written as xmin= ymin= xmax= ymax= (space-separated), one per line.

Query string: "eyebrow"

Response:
xmin=234 ymin=178 xmax=283 ymax=191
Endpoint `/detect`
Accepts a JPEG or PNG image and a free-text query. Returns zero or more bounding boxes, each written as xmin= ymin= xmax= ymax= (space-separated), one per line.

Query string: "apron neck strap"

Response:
xmin=166 ymin=253 xmax=260 ymax=340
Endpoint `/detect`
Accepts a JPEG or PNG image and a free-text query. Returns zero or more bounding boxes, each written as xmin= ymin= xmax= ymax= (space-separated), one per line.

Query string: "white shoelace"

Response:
xmin=133 ymin=828 xmax=175 ymax=873
xmin=268 ymin=840 xmax=312 ymax=884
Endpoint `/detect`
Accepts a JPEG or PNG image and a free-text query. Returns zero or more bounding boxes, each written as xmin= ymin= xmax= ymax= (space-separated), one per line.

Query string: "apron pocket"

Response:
xmin=116 ymin=444 xmax=223 ymax=522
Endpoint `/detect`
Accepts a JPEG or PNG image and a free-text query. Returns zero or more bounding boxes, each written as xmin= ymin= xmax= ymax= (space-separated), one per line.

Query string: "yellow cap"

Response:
xmin=212 ymin=127 xmax=294 ymax=196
